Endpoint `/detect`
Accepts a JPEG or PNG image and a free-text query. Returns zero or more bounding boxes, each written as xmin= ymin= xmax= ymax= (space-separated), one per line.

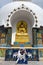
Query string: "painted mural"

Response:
xmin=0 ymin=25 xmax=12 ymax=47
xmin=32 ymin=26 xmax=43 ymax=47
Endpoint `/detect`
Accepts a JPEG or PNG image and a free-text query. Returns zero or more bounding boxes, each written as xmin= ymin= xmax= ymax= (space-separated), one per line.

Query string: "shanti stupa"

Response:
xmin=0 ymin=0 xmax=43 ymax=62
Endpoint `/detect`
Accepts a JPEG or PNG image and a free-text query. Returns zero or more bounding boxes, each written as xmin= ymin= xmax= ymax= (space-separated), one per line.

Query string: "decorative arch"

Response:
xmin=6 ymin=4 xmax=38 ymax=27
xmin=6 ymin=4 xmax=38 ymax=44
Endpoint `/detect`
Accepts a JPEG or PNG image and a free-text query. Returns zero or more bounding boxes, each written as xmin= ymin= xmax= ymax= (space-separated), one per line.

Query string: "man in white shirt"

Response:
xmin=13 ymin=48 xmax=27 ymax=63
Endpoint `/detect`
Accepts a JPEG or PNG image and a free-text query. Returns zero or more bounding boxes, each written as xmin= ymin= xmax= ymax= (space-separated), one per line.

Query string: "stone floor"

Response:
xmin=0 ymin=61 xmax=43 ymax=65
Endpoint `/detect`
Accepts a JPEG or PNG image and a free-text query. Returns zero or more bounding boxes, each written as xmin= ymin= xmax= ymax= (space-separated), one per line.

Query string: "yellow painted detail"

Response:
xmin=15 ymin=20 xmax=30 ymax=42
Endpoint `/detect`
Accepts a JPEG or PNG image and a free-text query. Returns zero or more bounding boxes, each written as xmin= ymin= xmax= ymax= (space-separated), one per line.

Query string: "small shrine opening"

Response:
xmin=15 ymin=20 xmax=30 ymax=43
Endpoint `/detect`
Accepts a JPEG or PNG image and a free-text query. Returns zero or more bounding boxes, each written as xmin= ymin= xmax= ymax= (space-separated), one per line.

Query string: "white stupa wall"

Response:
xmin=0 ymin=2 xmax=43 ymax=45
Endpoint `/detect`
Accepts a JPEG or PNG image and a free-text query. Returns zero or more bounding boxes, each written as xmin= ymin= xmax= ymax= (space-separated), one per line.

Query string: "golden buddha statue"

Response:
xmin=15 ymin=21 xmax=30 ymax=43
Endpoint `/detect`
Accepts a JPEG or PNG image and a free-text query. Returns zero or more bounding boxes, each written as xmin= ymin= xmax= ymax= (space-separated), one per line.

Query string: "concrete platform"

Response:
xmin=0 ymin=61 xmax=43 ymax=65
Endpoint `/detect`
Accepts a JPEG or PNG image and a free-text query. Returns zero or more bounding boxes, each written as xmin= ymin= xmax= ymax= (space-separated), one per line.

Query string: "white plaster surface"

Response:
xmin=0 ymin=1 xmax=43 ymax=26
xmin=0 ymin=1 xmax=43 ymax=45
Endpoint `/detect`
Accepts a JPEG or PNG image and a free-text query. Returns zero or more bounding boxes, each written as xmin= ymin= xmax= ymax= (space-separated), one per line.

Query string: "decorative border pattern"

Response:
xmin=6 ymin=4 xmax=38 ymax=27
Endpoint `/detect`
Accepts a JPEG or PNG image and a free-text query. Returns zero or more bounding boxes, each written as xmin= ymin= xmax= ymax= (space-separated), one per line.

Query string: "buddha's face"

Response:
xmin=20 ymin=23 xmax=24 ymax=28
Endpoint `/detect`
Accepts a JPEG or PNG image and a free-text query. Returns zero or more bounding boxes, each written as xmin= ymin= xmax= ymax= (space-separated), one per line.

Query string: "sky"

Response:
xmin=0 ymin=0 xmax=43 ymax=8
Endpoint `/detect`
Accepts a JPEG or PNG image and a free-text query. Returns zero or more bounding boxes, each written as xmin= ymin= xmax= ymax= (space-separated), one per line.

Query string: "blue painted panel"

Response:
xmin=5 ymin=49 xmax=39 ymax=62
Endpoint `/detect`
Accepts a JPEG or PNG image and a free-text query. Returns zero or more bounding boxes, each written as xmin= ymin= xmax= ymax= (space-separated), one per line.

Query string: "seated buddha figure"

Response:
xmin=18 ymin=22 xmax=27 ymax=34
xmin=15 ymin=21 xmax=30 ymax=42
